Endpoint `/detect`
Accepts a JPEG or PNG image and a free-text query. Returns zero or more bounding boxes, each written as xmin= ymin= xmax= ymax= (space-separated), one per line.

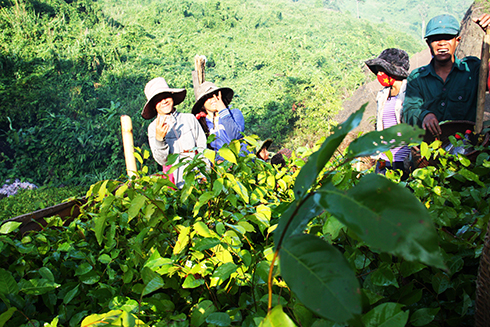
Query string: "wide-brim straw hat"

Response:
xmin=365 ymin=48 xmax=410 ymax=79
xmin=191 ymin=81 xmax=234 ymax=115
xmin=141 ymin=77 xmax=186 ymax=120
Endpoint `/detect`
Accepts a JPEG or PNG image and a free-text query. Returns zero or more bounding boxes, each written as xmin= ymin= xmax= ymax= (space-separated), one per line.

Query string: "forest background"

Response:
xmin=0 ymin=0 xmax=472 ymax=186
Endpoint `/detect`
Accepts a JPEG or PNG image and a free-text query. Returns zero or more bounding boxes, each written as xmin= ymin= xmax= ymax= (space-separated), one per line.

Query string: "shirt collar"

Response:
xmin=422 ymin=55 xmax=463 ymax=77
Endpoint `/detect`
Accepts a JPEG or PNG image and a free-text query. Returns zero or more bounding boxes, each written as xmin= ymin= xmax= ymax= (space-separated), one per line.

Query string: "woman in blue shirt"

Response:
xmin=192 ymin=82 xmax=246 ymax=154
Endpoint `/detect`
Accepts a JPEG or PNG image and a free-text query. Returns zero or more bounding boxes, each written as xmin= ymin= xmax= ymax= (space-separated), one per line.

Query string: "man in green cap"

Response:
xmin=403 ymin=13 xmax=490 ymax=135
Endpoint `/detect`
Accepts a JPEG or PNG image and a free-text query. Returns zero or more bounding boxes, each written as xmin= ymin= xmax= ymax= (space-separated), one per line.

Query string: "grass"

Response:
xmin=0 ymin=185 xmax=87 ymax=222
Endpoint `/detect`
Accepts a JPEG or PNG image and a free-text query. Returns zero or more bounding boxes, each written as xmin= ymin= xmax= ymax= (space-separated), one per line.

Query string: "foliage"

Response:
xmin=0 ymin=184 xmax=86 ymax=222
xmin=322 ymin=0 xmax=473 ymax=41
xmin=0 ymin=0 xmax=424 ymax=185
xmin=4 ymin=107 xmax=490 ymax=326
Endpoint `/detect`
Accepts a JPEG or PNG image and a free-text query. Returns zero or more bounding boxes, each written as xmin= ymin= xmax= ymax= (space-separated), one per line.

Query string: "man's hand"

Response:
xmin=422 ymin=113 xmax=442 ymax=136
xmin=155 ymin=115 xmax=169 ymax=141
xmin=473 ymin=13 xmax=490 ymax=31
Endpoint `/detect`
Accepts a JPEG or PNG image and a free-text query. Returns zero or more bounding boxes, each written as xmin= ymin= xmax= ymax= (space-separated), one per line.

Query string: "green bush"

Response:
xmin=4 ymin=108 xmax=488 ymax=326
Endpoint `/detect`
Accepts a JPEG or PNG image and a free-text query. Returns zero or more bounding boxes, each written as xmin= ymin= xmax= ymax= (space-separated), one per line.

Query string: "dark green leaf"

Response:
xmin=410 ymin=307 xmax=440 ymax=326
xmin=280 ymin=234 xmax=361 ymax=323
xmin=362 ymin=302 xmax=409 ymax=327
xmin=315 ymin=174 xmax=445 ymax=269
xmin=347 ymin=124 xmax=423 ymax=158
xmin=206 ymin=312 xmax=232 ymax=326
xmin=0 ymin=269 xmax=19 ymax=295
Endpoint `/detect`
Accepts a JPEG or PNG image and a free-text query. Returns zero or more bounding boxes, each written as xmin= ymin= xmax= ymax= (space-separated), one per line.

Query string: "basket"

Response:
xmin=411 ymin=120 xmax=490 ymax=169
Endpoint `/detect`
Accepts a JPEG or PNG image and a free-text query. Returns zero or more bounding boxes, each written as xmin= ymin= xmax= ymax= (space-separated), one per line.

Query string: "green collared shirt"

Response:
xmin=402 ymin=56 xmax=480 ymax=127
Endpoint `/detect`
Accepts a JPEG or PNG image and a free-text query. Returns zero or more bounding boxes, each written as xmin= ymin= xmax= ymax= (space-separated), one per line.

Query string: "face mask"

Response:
xmin=377 ymin=72 xmax=395 ymax=87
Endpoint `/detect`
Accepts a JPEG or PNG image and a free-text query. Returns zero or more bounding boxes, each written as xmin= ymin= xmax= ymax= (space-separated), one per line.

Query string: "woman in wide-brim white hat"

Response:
xmin=192 ymin=81 xmax=245 ymax=155
xmin=142 ymin=77 xmax=206 ymax=188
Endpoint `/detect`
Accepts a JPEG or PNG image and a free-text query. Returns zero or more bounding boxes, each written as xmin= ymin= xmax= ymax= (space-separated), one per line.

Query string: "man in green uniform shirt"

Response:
xmin=403 ymin=13 xmax=490 ymax=135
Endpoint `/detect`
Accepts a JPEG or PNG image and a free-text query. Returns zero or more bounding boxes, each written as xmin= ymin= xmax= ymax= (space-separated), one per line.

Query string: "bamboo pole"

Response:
xmin=120 ymin=115 xmax=137 ymax=177
xmin=475 ymin=28 xmax=490 ymax=134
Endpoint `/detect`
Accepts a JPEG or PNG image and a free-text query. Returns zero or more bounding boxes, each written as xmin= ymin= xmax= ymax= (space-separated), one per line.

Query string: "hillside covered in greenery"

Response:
xmin=324 ymin=0 xmax=472 ymax=40
xmin=0 ymin=0 xmax=467 ymax=185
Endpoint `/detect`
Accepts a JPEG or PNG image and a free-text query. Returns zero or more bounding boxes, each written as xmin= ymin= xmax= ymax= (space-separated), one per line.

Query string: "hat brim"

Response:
xmin=192 ymin=87 xmax=234 ymax=115
xmin=424 ymin=27 xmax=459 ymax=39
xmin=141 ymin=89 xmax=186 ymax=120
xmin=365 ymin=58 xmax=409 ymax=79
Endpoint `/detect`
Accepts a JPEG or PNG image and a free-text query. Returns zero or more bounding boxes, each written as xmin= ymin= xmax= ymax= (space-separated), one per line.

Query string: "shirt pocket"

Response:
xmin=447 ymin=87 xmax=471 ymax=104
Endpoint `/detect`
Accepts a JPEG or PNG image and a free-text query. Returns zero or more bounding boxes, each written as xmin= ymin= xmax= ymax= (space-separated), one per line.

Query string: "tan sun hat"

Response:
xmin=141 ymin=77 xmax=187 ymax=120
xmin=191 ymin=81 xmax=234 ymax=115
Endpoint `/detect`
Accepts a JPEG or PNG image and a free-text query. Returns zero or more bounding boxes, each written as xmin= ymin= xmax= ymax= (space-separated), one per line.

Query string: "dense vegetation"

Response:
xmin=323 ymin=0 xmax=472 ymax=40
xmin=1 ymin=108 xmax=490 ymax=326
xmin=0 ymin=0 xmax=432 ymax=186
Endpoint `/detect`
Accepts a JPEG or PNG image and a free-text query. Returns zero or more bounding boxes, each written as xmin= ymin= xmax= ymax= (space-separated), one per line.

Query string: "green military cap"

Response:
xmin=425 ymin=14 xmax=460 ymax=39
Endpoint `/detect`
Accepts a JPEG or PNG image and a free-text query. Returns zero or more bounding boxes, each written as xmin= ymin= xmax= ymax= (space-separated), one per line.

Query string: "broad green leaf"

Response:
xmin=99 ymin=254 xmax=112 ymax=264
xmin=78 ymin=271 xmax=100 ymax=285
xmin=94 ymin=215 xmax=107 ymax=246
xmin=109 ymin=296 xmax=139 ymax=313
xmin=224 ymin=222 xmax=246 ymax=235
xmin=205 ymin=312 xmax=232 ymax=326
xmin=39 ymin=267 xmax=54 ymax=282
xmin=204 ymin=148 xmax=216 ymax=163
xmin=141 ymin=267 xmax=159 ymax=285
xmin=194 ymin=238 xmax=221 ymax=251
xmin=80 ymin=310 xmax=143 ymax=327
xmin=0 ymin=222 xmax=21 ymax=234
xmin=212 ymin=263 xmax=237 ymax=284
xmin=280 ymin=234 xmax=361 ymax=323
xmin=315 ymin=174 xmax=445 ymax=269
xmin=194 ymin=221 xmax=214 ymax=238
xmin=371 ymin=264 xmax=399 ymax=288
xmin=173 ymin=226 xmax=191 ymax=255
xmin=219 ymin=147 xmax=237 ymax=164
xmin=0 ymin=269 xmax=19 ymax=295
xmin=182 ymin=274 xmax=205 ymax=289
xmin=229 ymin=139 xmax=241 ymax=156
xmin=420 ymin=142 xmax=430 ymax=159
xmin=75 ymin=263 xmax=93 ymax=276
xmin=191 ymin=300 xmax=216 ymax=327
xmin=294 ymin=104 xmax=365 ymax=199
xmin=63 ymin=284 xmax=79 ymax=304
xmin=431 ymin=273 xmax=450 ymax=294
xmin=142 ymin=276 xmax=164 ymax=296
xmin=259 ymin=305 xmax=296 ymax=327
xmin=362 ymin=302 xmax=409 ymax=327
xmin=410 ymin=307 xmax=440 ymax=326
xmin=19 ymin=279 xmax=61 ymax=295
xmin=193 ymin=192 xmax=215 ymax=217
xmin=458 ymin=168 xmax=485 ymax=187
xmin=226 ymin=173 xmax=249 ymax=203
xmin=0 ymin=308 xmax=17 ymax=327
xmin=128 ymin=194 xmax=146 ymax=221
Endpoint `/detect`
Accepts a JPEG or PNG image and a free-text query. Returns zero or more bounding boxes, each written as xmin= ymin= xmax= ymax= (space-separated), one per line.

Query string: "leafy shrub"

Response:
xmin=4 ymin=107 xmax=481 ymax=327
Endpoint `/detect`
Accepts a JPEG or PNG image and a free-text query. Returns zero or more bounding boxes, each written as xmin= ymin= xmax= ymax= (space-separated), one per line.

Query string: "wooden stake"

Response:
xmin=475 ymin=28 xmax=490 ymax=134
xmin=192 ymin=55 xmax=207 ymax=99
xmin=120 ymin=115 xmax=137 ymax=177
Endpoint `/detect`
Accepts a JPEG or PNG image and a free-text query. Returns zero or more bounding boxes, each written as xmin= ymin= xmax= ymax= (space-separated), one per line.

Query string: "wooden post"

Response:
xmin=475 ymin=28 xmax=490 ymax=134
xmin=120 ymin=115 xmax=137 ymax=177
xmin=192 ymin=55 xmax=207 ymax=99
